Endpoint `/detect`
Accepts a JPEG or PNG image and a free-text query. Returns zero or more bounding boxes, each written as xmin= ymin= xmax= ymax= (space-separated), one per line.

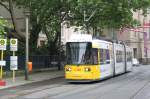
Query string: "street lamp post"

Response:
xmin=24 ymin=10 xmax=30 ymax=80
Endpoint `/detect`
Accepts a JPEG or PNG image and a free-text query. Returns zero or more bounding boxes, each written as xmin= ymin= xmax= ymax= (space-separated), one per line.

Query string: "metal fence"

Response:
xmin=3 ymin=55 xmax=66 ymax=71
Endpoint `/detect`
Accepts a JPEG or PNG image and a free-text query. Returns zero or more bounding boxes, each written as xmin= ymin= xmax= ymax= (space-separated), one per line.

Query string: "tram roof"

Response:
xmin=67 ymin=34 xmax=92 ymax=42
xmin=67 ymin=34 xmax=126 ymax=45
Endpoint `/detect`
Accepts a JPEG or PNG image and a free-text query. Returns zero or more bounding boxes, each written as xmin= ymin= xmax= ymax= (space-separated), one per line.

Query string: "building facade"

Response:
xmin=116 ymin=10 xmax=150 ymax=64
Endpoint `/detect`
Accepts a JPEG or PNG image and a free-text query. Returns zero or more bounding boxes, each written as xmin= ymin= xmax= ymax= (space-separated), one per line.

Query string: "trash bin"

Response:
xmin=28 ymin=62 xmax=32 ymax=72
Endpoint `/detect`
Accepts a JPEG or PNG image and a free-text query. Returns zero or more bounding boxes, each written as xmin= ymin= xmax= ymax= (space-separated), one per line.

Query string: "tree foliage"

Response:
xmin=3 ymin=0 xmax=150 ymax=55
xmin=0 ymin=16 xmax=11 ymax=37
xmin=14 ymin=0 xmax=76 ymax=55
xmin=71 ymin=0 xmax=150 ymax=31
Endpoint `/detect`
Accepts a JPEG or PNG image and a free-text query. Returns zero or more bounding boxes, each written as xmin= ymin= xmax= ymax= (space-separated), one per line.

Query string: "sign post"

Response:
xmin=0 ymin=50 xmax=3 ymax=79
xmin=10 ymin=56 xmax=17 ymax=82
xmin=0 ymin=39 xmax=6 ymax=80
xmin=10 ymin=39 xmax=18 ymax=82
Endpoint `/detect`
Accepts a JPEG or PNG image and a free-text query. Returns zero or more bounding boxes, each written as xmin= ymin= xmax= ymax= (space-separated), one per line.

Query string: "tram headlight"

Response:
xmin=66 ymin=67 xmax=72 ymax=71
xmin=84 ymin=67 xmax=91 ymax=72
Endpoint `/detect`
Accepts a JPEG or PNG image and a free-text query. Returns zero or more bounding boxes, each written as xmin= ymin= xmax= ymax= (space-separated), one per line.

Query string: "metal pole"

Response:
xmin=0 ymin=50 xmax=3 ymax=79
xmin=58 ymin=1 xmax=61 ymax=70
xmin=83 ymin=9 xmax=97 ymax=34
xmin=112 ymin=28 xmax=116 ymax=40
xmin=13 ymin=51 xmax=15 ymax=82
xmin=58 ymin=22 xmax=61 ymax=70
xmin=83 ymin=10 xmax=87 ymax=34
xmin=25 ymin=16 xmax=29 ymax=80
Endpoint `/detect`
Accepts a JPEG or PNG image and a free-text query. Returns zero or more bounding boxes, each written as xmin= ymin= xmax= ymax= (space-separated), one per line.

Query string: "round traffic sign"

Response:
xmin=0 ymin=40 xmax=5 ymax=45
xmin=11 ymin=39 xmax=16 ymax=45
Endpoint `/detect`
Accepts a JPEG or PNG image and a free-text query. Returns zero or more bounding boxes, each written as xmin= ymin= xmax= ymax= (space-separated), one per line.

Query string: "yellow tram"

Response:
xmin=65 ymin=34 xmax=132 ymax=82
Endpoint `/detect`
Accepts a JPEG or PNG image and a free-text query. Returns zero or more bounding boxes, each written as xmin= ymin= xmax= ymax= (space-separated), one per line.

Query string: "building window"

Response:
xmin=127 ymin=52 xmax=132 ymax=62
xmin=134 ymin=32 xmax=137 ymax=37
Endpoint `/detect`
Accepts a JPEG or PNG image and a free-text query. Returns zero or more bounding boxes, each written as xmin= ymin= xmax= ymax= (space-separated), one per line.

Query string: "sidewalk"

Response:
xmin=0 ymin=69 xmax=64 ymax=90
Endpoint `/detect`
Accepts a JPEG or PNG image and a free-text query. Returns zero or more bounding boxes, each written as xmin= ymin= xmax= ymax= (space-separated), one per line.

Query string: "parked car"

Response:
xmin=132 ymin=58 xmax=140 ymax=66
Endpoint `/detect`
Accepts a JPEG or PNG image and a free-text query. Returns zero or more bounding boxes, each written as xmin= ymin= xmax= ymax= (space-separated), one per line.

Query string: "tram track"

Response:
xmin=46 ymin=67 xmax=145 ymax=99
xmin=0 ymin=70 xmax=136 ymax=99
xmin=0 ymin=77 xmax=65 ymax=98
xmin=93 ymin=67 xmax=150 ymax=99
xmin=48 ymin=67 xmax=149 ymax=99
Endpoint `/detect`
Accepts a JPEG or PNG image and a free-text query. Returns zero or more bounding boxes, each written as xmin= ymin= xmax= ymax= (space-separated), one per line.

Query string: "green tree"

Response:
xmin=0 ymin=17 xmax=11 ymax=38
xmin=15 ymin=0 xmax=76 ymax=55
xmin=12 ymin=0 xmax=150 ymax=54
xmin=71 ymin=0 xmax=150 ymax=35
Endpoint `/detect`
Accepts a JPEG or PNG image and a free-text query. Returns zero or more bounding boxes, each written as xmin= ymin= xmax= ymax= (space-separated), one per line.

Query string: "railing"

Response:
xmin=3 ymin=55 xmax=66 ymax=71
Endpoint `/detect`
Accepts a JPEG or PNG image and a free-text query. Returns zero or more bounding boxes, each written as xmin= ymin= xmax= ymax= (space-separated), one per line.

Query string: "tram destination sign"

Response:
xmin=10 ymin=39 xmax=18 ymax=51
xmin=0 ymin=39 xmax=7 ymax=50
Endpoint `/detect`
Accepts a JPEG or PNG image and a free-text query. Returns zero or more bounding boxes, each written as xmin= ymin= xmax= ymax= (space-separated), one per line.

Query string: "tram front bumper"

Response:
xmin=65 ymin=65 xmax=100 ymax=81
xmin=65 ymin=72 xmax=95 ymax=80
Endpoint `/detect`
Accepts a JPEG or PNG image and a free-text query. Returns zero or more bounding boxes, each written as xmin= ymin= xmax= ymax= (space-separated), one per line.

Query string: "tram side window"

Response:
xmin=100 ymin=49 xmax=104 ymax=64
xmin=106 ymin=49 xmax=110 ymax=64
xmin=100 ymin=49 xmax=110 ymax=64
xmin=116 ymin=51 xmax=123 ymax=63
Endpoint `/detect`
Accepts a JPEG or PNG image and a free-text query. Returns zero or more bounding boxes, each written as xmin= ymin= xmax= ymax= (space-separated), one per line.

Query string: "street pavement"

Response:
xmin=0 ymin=69 xmax=64 ymax=89
xmin=1 ymin=65 xmax=150 ymax=99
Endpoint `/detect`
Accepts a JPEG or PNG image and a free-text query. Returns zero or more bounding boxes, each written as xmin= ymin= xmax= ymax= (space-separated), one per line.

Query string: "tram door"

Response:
xmin=114 ymin=43 xmax=126 ymax=75
xmin=100 ymin=48 xmax=113 ymax=79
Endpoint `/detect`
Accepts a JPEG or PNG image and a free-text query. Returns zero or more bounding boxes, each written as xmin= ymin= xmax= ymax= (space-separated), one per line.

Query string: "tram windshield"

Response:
xmin=66 ymin=42 xmax=98 ymax=65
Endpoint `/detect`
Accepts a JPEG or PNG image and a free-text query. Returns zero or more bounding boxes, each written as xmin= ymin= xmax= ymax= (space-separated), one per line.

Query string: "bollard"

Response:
xmin=0 ymin=80 xmax=6 ymax=86
xmin=28 ymin=62 xmax=32 ymax=72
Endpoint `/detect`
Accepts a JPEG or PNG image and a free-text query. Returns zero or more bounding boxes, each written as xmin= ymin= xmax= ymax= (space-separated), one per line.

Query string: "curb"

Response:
xmin=0 ymin=71 xmax=64 ymax=90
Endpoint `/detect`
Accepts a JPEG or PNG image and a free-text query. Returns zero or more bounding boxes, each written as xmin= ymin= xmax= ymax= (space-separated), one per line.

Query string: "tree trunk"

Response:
xmin=8 ymin=0 xmax=25 ymax=39
xmin=0 ymin=1 xmax=24 ymax=40
xmin=29 ymin=24 xmax=41 ymax=54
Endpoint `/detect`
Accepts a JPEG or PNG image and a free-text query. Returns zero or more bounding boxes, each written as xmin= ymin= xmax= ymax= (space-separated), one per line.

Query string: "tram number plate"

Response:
xmin=76 ymin=68 xmax=81 ymax=71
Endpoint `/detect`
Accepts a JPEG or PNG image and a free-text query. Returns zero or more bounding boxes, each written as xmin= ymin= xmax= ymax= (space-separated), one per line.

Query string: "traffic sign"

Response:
xmin=10 ymin=56 xmax=18 ymax=70
xmin=10 ymin=39 xmax=18 ymax=51
xmin=0 ymin=39 xmax=6 ymax=50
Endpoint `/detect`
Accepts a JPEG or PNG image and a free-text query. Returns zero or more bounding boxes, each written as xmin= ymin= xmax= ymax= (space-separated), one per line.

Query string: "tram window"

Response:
xmin=100 ymin=49 xmax=110 ymax=64
xmin=106 ymin=49 xmax=110 ymax=64
xmin=100 ymin=49 xmax=104 ymax=64
xmin=116 ymin=50 xmax=123 ymax=63
xmin=66 ymin=42 xmax=92 ymax=65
